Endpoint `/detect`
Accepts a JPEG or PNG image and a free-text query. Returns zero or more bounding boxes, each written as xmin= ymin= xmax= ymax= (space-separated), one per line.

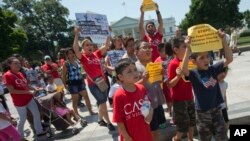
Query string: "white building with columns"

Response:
xmin=110 ymin=16 xmax=176 ymax=42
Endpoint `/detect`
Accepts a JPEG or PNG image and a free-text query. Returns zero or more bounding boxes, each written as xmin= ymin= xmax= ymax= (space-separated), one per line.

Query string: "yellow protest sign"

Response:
xmin=146 ymin=62 xmax=162 ymax=83
xmin=188 ymin=24 xmax=222 ymax=52
xmin=142 ymin=0 xmax=156 ymax=12
xmin=179 ymin=60 xmax=197 ymax=70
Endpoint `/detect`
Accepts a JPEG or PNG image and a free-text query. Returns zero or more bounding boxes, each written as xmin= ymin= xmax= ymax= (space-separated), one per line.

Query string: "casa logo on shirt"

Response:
xmin=150 ymin=39 xmax=161 ymax=46
xmin=14 ymin=78 xmax=27 ymax=87
xmin=201 ymin=76 xmax=217 ymax=88
xmin=124 ymin=99 xmax=144 ymax=120
xmin=87 ymin=58 xmax=100 ymax=65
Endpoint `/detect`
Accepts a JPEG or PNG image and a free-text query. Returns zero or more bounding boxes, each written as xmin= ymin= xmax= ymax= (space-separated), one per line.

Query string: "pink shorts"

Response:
xmin=55 ymin=107 xmax=70 ymax=116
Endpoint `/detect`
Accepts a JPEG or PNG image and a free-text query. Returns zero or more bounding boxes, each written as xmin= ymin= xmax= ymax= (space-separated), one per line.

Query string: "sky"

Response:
xmin=60 ymin=0 xmax=250 ymax=25
xmin=0 ymin=0 xmax=249 ymax=25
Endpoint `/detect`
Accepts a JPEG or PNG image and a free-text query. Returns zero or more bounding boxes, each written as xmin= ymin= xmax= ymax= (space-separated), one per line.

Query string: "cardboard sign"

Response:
xmin=142 ymin=0 xmax=157 ymax=11
xmin=146 ymin=62 xmax=162 ymax=83
xmin=179 ymin=60 xmax=197 ymax=70
xmin=188 ymin=24 xmax=222 ymax=52
xmin=75 ymin=13 xmax=110 ymax=46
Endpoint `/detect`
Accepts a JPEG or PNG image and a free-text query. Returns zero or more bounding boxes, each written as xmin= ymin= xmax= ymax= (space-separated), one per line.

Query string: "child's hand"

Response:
xmin=176 ymin=68 xmax=183 ymax=77
xmin=185 ymin=36 xmax=191 ymax=49
xmin=142 ymin=71 xmax=149 ymax=82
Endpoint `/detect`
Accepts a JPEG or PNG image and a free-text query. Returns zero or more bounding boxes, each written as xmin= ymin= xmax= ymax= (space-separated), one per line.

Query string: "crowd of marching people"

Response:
xmin=0 ymin=3 xmax=241 ymax=141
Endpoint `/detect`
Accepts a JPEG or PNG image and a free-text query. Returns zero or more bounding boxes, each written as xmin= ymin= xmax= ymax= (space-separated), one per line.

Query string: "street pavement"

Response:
xmin=4 ymin=50 xmax=250 ymax=141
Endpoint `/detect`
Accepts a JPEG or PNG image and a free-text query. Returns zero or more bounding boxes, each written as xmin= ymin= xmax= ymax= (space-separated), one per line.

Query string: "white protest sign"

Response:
xmin=75 ymin=13 xmax=110 ymax=46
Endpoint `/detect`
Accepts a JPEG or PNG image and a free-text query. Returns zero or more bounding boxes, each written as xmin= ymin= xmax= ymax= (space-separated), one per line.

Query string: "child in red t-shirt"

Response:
xmin=168 ymin=37 xmax=195 ymax=141
xmin=112 ymin=58 xmax=153 ymax=141
xmin=154 ymin=42 xmax=174 ymax=117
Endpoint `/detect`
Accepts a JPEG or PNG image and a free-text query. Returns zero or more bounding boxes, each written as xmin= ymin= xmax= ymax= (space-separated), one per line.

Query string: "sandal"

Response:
xmin=89 ymin=111 xmax=97 ymax=115
xmin=73 ymin=117 xmax=80 ymax=121
xmin=98 ymin=119 xmax=107 ymax=126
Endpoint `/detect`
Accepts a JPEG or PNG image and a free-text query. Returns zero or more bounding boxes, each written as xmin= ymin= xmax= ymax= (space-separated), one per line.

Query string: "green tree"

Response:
xmin=3 ymin=0 xmax=72 ymax=60
xmin=243 ymin=10 xmax=250 ymax=28
xmin=0 ymin=7 xmax=27 ymax=62
xmin=179 ymin=0 xmax=243 ymax=33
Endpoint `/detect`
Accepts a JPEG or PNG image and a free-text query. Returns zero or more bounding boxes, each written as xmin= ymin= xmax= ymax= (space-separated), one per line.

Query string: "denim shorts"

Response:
xmin=89 ymin=84 xmax=108 ymax=105
xmin=68 ymin=80 xmax=86 ymax=94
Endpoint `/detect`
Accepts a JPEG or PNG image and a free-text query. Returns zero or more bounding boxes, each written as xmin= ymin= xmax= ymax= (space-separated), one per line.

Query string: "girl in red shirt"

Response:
xmin=73 ymin=27 xmax=115 ymax=131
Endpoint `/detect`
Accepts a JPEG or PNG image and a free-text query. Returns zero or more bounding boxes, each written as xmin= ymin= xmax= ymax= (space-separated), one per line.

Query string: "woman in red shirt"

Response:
xmin=73 ymin=27 xmax=115 ymax=131
xmin=3 ymin=57 xmax=46 ymax=140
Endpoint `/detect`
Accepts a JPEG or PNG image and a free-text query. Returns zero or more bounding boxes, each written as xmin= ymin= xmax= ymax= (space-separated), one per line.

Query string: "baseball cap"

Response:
xmin=44 ymin=55 xmax=51 ymax=60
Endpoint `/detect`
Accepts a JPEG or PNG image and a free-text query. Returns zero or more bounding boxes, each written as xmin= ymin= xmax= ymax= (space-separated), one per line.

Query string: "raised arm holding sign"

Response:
xmin=139 ymin=2 xmax=163 ymax=61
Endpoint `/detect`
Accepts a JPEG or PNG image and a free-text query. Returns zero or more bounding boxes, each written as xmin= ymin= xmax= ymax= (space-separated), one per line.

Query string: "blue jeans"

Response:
xmin=89 ymin=84 xmax=108 ymax=105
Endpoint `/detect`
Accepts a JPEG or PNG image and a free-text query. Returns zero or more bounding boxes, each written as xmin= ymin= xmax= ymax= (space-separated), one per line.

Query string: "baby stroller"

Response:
xmin=34 ymin=92 xmax=87 ymax=137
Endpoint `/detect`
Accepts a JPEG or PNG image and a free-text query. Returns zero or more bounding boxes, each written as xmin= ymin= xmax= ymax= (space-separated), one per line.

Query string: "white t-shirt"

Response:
xmin=46 ymin=83 xmax=57 ymax=92
xmin=0 ymin=103 xmax=11 ymax=129
xmin=225 ymin=34 xmax=231 ymax=45
xmin=219 ymin=81 xmax=228 ymax=109
xmin=108 ymin=83 xmax=121 ymax=98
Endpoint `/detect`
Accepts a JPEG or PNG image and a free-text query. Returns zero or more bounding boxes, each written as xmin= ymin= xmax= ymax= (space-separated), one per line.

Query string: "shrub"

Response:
xmin=239 ymin=31 xmax=250 ymax=37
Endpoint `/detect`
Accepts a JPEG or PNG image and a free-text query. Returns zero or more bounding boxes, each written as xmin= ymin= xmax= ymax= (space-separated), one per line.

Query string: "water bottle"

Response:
xmin=140 ymin=95 xmax=151 ymax=118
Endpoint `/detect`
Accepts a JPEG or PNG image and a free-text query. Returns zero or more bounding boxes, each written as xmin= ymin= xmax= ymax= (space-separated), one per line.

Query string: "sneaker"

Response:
xmin=36 ymin=130 xmax=47 ymax=137
xmin=98 ymin=119 xmax=107 ymax=126
xmin=78 ymin=102 xmax=85 ymax=107
xmin=107 ymin=123 xmax=115 ymax=131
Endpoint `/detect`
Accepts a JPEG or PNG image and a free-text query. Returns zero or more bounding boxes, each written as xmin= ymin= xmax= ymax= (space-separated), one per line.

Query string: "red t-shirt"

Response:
xmin=3 ymin=71 xmax=33 ymax=106
xmin=144 ymin=32 xmax=163 ymax=61
xmin=41 ymin=63 xmax=60 ymax=78
xmin=168 ymin=58 xmax=193 ymax=102
xmin=80 ymin=50 xmax=104 ymax=86
xmin=112 ymin=84 xmax=153 ymax=141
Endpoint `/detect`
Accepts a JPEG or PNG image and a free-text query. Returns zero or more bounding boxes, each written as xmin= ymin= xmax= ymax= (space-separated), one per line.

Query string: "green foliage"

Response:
xmin=179 ymin=0 xmax=243 ymax=33
xmin=243 ymin=10 xmax=250 ymax=28
xmin=3 ymin=0 xmax=73 ymax=61
xmin=239 ymin=31 xmax=250 ymax=37
xmin=0 ymin=8 xmax=27 ymax=62
xmin=238 ymin=36 xmax=250 ymax=46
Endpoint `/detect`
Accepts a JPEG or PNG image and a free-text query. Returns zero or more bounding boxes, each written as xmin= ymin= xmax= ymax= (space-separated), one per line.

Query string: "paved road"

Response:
xmin=4 ymin=51 xmax=250 ymax=141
